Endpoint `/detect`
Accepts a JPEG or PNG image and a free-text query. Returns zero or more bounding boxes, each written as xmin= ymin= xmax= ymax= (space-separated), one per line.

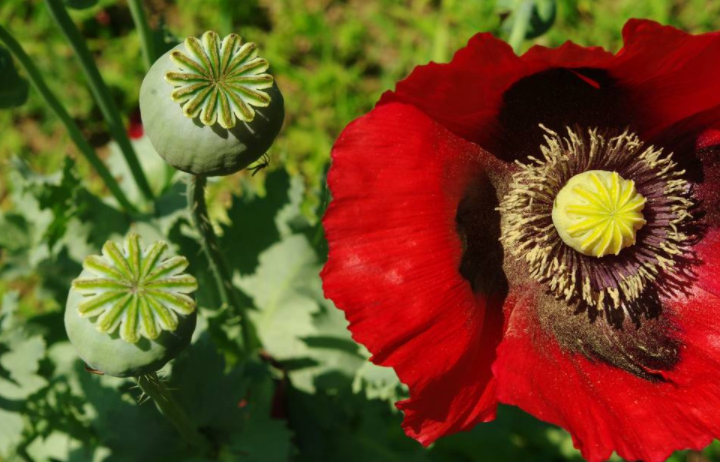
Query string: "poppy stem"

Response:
xmin=187 ymin=175 xmax=255 ymax=354
xmin=44 ymin=0 xmax=155 ymax=204
xmin=127 ymin=0 xmax=156 ymax=71
xmin=0 ymin=24 xmax=137 ymax=215
xmin=508 ymin=0 xmax=533 ymax=53
xmin=136 ymin=373 xmax=208 ymax=450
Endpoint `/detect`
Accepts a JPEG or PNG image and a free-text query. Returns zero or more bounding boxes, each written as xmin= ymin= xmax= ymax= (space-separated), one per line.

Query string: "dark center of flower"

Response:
xmin=498 ymin=126 xmax=694 ymax=326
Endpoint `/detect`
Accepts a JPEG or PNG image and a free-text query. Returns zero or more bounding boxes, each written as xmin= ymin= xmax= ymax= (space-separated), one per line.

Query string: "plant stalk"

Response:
xmin=136 ymin=373 xmax=207 ymax=450
xmin=127 ymin=0 xmax=156 ymax=71
xmin=0 ymin=24 xmax=136 ymax=214
xmin=44 ymin=0 xmax=155 ymax=202
xmin=187 ymin=175 xmax=254 ymax=353
xmin=508 ymin=0 xmax=533 ymax=53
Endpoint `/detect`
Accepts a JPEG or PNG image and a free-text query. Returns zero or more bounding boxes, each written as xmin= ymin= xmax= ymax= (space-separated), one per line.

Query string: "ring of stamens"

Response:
xmin=498 ymin=126 xmax=694 ymax=319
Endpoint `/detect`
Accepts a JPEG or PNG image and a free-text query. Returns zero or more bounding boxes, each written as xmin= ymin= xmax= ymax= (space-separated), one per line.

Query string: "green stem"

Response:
xmin=44 ymin=0 xmax=155 ymax=202
xmin=136 ymin=373 xmax=207 ymax=450
xmin=187 ymin=175 xmax=254 ymax=353
xmin=508 ymin=0 xmax=533 ymax=53
xmin=127 ymin=0 xmax=156 ymax=71
xmin=0 ymin=24 xmax=136 ymax=214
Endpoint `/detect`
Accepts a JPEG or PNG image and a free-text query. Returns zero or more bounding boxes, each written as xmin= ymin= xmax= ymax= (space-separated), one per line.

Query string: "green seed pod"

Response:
xmin=65 ymin=233 xmax=198 ymax=377
xmin=139 ymin=31 xmax=284 ymax=176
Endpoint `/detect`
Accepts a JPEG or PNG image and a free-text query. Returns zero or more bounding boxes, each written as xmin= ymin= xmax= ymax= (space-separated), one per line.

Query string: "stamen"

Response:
xmin=498 ymin=126 xmax=694 ymax=318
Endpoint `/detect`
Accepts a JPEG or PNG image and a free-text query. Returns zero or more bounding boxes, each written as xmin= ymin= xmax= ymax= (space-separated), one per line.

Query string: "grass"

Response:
xmin=1 ymin=0 xmax=718 ymax=184
xmin=4 ymin=0 xmax=719 ymax=215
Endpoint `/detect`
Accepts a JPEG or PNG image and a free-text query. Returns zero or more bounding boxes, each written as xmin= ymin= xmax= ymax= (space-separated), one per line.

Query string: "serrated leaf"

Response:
xmin=430 ymin=406 xmax=581 ymax=462
xmin=0 ymin=292 xmax=47 ymax=456
xmin=78 ymin=368 xmax=184 ymax=462
xmin=171 ymin=333 xmax=296 ymax=459
xmin=352 ymin=361 xmax=406 ymax=405
xmin=4 ymin=157 xmax=130 ymax=307
xmin=229 ymin=417 xmax=295 ymax=462
xmin=0 ymin=46 xmax=29 ymax=109
xmin=0 ymin=293 xmax=47 ymax=399
xmin=36 ymin=158 xmax=82 ymax=250
xmin=220 ymin=170 xmax=294 ymax=275
xmin=25 ymin=431 xmax=110 ymax=462
xmin=0 ymin=213 xmax=31 ymax=252
xmin=238 ymin=234 xmax=320 ymax=361
xmin=171 ymin=333 xmax=247 ymax=433
xmin=9 ymin=156 xmax=83 ymax=252
xmin=238 ymin=233 xmax=366 ymax=393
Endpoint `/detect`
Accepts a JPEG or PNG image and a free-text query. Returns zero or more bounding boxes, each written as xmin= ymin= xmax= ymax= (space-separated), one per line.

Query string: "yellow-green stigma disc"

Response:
xmin=552 ymin=170 xmax=647 ymax=258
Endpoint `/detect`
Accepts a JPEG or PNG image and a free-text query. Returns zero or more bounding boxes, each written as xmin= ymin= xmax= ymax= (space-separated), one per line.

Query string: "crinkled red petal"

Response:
xmin=377 ymin=33 xmax=530 ymax=149
xmin=611 ymin=20 xmax=720 ymax=138
xmin=493 ymin=229 xmax=720 ymax=462
xmin=380 ymin=20 xmax=720 ymax=156
xmin=650 ymin=104 xmax=720 ymax=228
xmin=321 ymin=102 xmax=505 ymax=445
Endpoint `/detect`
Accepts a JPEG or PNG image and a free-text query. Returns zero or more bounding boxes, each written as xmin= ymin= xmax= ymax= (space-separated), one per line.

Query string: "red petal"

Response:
xmin=522 ymin=41 xmax=613 ymax=68
xmin=377 ymin=33 xmax=615 ymax=152
xmin=611 ymin=19 xmax=720 ymax=138
xmin=647 ymin=104 xmax=720 ymax=228
xmin=378 ymin=33 xmax=529 ymax=149
xmin=321 ymin=103 xmax=505 ymax=445
xmin=493 ymin=229 xmax=720 ymax=462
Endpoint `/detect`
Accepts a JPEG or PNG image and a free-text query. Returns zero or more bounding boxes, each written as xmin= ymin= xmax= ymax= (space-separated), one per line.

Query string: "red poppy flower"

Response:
xmin=321 ymin=19 xmax=720 ymax=462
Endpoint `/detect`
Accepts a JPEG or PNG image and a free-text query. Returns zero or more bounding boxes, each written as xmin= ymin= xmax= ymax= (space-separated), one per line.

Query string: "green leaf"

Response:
xmin=220 ymin=170 xmax=295 ymax=275
xmin=77 ymin=370 xmax=183 ymax=462
xmin=287 ymin=384 xmax=426 ymax=462
xmin=229 ymin=417 xmax=295 ymax=462
xmin=0 ymin=46 xmax=29 ymax=108
xmin=0 ymin=213 xmax=31 ymax=252
xmin=238 ymin=232 xmax=366 ymax=393
xmin=352 ymin=361 xmax=406 ymax=405
xmin=9 ymin=156 xmax=82 ymax=252
xmin=170 ymin=333 xmax=296 ymax=460
xmin=4 ymin=157 xmax=130 ymax=307
xmin=239 ymin=234 xmax=320 ymax=360
xmin=0 ymin=292 xmax=48 ymax=457
xmin=35 ymin=158 xmax=82 ymax=250
xmin=25 ymin=431 xmax=109 ymax=462
xmin=430 ymin=406 xmax=583 ymax=462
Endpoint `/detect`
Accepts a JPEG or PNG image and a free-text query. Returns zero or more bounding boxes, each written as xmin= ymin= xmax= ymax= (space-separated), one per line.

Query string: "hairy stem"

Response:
xmin=508 ymin=0 xmax=533 ymax=53
xmin=187 ymin=175 xmax=254 ymax=353
xmin=127 ymin=0 xmax=156 ymax=71
xmin=44 ymin=0 xmax=155 ymax=202
xmin=136 ymin=373 xmax=207 ymax=450
xmin=0 ymin=24 xmax=136 ymax=214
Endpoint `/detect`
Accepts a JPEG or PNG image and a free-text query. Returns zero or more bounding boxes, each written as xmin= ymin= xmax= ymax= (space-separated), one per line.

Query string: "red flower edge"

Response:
xmin=321 ymin=102 xmax=507 ymax=443
xmin=323 ymin=18 xmax=720 ymax=462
